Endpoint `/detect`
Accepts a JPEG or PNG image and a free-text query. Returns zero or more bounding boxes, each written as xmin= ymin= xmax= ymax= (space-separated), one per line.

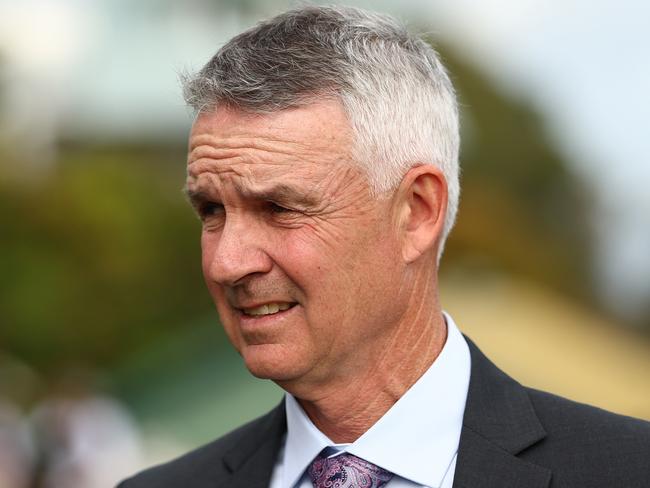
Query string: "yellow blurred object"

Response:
xmin=442 ymin=274 xmax=650 ymax=420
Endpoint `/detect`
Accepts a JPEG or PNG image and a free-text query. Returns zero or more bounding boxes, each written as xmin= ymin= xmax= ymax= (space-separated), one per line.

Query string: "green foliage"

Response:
xmin=440 ymin=48 xmax=594 ymax=301
xmin=0 ymin=144 xmax=217 ymax=375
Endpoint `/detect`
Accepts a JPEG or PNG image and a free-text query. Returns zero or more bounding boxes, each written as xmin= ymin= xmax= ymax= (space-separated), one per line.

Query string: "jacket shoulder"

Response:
xmin=527 ymin=387 xmax=650 ymax=435
xmin=523 ymin=388 xmax=650 ymax=486
xmin=117 ymin=405 xmax=285 ymax=488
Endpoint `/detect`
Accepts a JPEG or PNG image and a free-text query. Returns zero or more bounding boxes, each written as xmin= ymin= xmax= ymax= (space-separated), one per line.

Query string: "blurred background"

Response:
xmin=1 ymin=0 xmax=649 ymax=486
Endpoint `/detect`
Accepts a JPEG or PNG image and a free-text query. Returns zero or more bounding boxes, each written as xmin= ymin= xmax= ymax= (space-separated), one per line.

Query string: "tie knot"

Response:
xmin=308 ymin=450 xmax=394 ymax=488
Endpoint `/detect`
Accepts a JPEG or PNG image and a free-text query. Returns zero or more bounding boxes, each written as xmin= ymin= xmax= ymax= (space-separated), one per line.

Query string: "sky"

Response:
xmin=0 ymin=0 xmax=648 ymax=318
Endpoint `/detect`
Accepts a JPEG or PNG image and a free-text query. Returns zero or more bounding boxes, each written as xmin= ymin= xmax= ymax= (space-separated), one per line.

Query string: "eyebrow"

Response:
xmin=241 ymin=183 xmax=319 ymax=208
xmin=183 ymin=187 xmax=210 ymax=209
xmin=183 ymin=183 xmax=319 ymax=209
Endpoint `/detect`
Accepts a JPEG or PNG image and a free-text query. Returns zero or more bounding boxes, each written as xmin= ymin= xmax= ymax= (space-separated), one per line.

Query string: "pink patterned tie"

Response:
xmin=308 ymin=450 xmax=394 ymax=488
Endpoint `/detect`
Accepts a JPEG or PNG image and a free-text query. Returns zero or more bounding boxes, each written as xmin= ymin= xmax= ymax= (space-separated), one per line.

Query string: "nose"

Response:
xmin=202 ymin=214 xmax=273 ymax=287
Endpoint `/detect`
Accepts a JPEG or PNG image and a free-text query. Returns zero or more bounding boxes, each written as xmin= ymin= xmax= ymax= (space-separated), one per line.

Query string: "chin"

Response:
xmin=241 ymin=343 xmax=307 ymax=382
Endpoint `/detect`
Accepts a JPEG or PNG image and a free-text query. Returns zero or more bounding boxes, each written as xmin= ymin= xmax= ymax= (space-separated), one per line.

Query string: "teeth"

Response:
xmin=243 ymin=302 xmax=292 ymax=316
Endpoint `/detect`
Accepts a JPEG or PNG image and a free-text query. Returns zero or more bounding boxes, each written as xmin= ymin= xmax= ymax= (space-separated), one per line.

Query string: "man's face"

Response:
xmin=186 ymin=101 xmax=408 ymax=391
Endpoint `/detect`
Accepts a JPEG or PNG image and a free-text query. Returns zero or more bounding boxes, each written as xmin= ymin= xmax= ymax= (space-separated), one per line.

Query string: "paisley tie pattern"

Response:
xmin=308 ymin=450 xmax=394 ymax=488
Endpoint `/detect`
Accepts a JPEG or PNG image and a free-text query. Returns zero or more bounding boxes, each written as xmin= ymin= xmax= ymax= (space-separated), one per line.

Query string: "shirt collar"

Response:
xmin=281 ymin=312 xmax=471 ymax=488
xmin=282 ymin=393 xmax=333 ymax=487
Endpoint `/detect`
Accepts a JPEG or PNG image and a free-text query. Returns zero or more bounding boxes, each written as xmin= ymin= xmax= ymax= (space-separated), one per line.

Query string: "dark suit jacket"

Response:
xmin=118 ymin=338 xmax=650 ymax=487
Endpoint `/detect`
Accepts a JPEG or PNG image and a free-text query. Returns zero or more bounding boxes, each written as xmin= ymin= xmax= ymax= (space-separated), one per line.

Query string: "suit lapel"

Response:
xmin=452 ymin=428 xmax=551 ymax=488
xmin=453 ymin=338 xmax=552 ymax=488
xmin=222 ymin=400 xmax=287 ymax=488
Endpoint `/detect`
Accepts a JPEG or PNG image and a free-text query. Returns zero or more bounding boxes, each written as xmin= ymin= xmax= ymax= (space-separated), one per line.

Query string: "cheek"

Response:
xmin=279 ymin=225 xmax=381 ymax=319
xmin=200 ymin=233 xmax=219 ymax=298
xmin=205 ymin=282 xmax=240 ymax=339
xmin=273 ymin=231 xmax=352 ymax=335
xmin=278 ymin=227 xmax=350 ymax=293
xmin=200 ymin=231 xmax=215 ymax=275
xmin=200 ymin=242 xmax=243 ymax=350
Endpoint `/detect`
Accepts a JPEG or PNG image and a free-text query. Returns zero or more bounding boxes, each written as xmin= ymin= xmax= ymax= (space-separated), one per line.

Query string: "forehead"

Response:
xmin=186 ymin=101 xmax=354 ymax=194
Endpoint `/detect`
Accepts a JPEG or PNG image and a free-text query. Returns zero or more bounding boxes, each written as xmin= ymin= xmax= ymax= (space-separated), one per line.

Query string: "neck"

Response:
xmin=293 ymin=274 xmax=447 ymax=443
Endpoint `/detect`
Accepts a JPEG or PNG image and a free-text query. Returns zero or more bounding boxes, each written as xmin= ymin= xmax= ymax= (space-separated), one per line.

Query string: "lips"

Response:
xmin=239 ymin=302 xmax=296 ymax=317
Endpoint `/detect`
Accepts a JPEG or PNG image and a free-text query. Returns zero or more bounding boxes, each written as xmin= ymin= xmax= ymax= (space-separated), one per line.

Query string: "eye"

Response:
xmin=268 ymin=201 xmax=292 ymax=214
xmin=198 ymin=201 xmax=224 ymax=219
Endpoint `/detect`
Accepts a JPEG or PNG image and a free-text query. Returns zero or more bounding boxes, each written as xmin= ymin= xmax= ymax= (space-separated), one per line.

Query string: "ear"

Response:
xmin=394 ymin=165 xmax=448 ymax=263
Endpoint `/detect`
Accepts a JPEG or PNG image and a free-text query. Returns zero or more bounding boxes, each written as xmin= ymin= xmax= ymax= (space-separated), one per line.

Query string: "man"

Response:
xmin=119 ymin=6 xmax=649 ymax=488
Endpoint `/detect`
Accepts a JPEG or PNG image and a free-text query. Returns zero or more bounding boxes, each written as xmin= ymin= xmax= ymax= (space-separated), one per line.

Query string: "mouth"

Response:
xmin=238 ymin=302 xmax=297 ymax=317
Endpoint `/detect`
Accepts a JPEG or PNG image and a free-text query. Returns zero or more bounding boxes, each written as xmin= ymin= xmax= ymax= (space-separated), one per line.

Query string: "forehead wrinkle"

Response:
xmin=188 ymin=133 xmax=313 ymax=157
xmin=187 ymin=154 xmax=247 ymax=180
xmin=189 ymin=131 xmax=350 ymax=171
xmin=186 ymin=160 xmax=326 ymax=210
xmin=187 ymin=145 xmax=347 ymax=186
xmin=188 ymin=144 xmax=249 ymax=166
xmin=187 ymin=139 xmax=328 ymax=180
xmin=185 ymin=171 xmax=227 ymax=196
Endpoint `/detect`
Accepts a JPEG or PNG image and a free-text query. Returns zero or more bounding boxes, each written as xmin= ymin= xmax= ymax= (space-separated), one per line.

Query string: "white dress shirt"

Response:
xmin=268 ymin=313 xmax=471 ymax=488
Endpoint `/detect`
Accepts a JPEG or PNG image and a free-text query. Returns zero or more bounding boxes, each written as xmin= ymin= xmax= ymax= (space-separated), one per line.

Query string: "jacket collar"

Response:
xmin=222 ymin=400 xmax=287 ymax=488
xmin=452 ymin=337 xmax=551 ymax=488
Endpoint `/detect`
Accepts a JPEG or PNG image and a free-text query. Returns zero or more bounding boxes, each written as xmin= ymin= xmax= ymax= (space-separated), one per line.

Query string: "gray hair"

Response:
xmin=183 ymin=5 xmax=460 ymax=258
